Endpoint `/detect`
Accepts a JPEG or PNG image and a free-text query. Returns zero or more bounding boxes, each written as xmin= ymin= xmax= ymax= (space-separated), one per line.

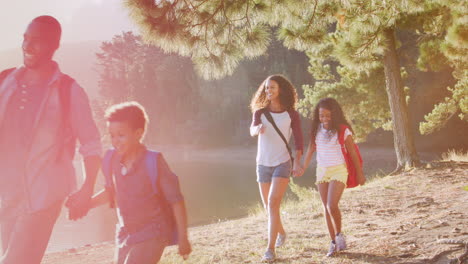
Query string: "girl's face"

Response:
xmin=108 ymin=121 xmax=143 ymax=155
xmin=319 ymin=107 xmax=332 ymax=129
xmin=265 ymin=79 xmax=280 ymax=102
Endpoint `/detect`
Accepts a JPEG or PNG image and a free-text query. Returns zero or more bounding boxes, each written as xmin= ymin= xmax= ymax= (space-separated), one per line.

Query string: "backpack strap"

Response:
xmin=102 ymin=149 xmax=116 ymax=208
xmin=338 ymin=124 xmax=348 ymax=150
xmin=0 ymin=68 xmax=15 ymax=86
xmin=145 ymin=150 xmax=161 ymax=195
xmin=56 ymin=74 xmax=76 ymax=161
xmin=144 ymin=150 xmax=178 ymax=245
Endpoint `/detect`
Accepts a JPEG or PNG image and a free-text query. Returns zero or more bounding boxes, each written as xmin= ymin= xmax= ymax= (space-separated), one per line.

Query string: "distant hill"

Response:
xmin=0 ymin=41 xmax=102 ymax=98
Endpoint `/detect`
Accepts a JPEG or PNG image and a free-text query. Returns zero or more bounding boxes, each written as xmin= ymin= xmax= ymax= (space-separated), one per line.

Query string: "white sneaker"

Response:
xmin=261 ymin=249 xmax=275 ymax=262
xmin=335 ymin=233 xmax=347 ymax=251
xmin=326 ymin=241 xmax=336 ymax=257
xmin=275 ymin=233 xmax=286 ymax=247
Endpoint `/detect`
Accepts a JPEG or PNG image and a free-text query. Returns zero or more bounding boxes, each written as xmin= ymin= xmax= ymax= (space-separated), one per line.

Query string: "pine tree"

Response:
xmin=124 ymin=0 xmax=467 ymax=171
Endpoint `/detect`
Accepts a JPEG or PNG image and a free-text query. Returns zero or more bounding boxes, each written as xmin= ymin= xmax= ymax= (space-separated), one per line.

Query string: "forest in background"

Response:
xmin=94 ymin=30 xmax=466 ymax=151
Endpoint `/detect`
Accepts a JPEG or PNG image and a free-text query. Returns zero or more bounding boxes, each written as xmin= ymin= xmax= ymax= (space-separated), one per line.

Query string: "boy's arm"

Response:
xmin=171 ymin=200 xmax=192 ymax=259
xmin=344 ymin=135 xmax=366 ymax=185
xmin=157 ymin=153 xmax=191 ymax=258
xmin=90 ymin=188 xmax=113 ymax=208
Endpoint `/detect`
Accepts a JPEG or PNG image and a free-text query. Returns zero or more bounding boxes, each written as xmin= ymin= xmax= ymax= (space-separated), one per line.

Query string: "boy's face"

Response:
xmin=108 ymin=121 xmax=144 ymax=155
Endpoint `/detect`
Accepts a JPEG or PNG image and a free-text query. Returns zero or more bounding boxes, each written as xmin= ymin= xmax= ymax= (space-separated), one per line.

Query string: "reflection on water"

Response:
xmin=46 ymin=146 xmax=437 ymax=252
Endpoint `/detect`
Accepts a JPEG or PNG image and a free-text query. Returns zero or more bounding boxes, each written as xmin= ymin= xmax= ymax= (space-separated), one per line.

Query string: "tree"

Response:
xmin=96 ymin=31 xmax=199 ymax=145
xmin=125 ymin=0 xmax=466 ymax=171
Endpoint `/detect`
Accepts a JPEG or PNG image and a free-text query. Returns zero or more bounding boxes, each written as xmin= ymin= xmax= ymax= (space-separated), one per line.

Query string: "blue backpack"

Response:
xmin=102 ymin=149 xmax=178 ymax=246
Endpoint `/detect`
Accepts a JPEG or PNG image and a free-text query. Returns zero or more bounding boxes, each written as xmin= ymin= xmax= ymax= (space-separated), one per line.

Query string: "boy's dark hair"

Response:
xmin=250 ymin=74 xmax=298 ymax=112
xmin=105 ymin=101 xmax=149 ymax=131
xmin=310 ymin=97 xmax=353 ymax=143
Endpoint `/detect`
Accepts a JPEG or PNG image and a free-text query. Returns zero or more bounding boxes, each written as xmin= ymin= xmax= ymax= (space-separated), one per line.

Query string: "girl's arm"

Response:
xmin=344 ymin=135 xmax=366 ymax=185
xmin=171 ymin=200 xmax=192 ymax=259
xmin=250 ymin=124 xmax=265 ymax=137
xmin=293 ymin=149 xmax=304 ymax=176
xmin=250 ymin=110 xmax=265 ymax=137
xmin=302 ymin=141 xmax=316 ymax=170
xmin=90 ymin=188 xmax=113 ymax=208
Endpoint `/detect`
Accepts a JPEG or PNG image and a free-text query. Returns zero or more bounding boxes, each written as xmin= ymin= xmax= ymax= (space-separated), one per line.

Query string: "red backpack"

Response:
xmin=337 ymin=124 xmax=363 ymax=188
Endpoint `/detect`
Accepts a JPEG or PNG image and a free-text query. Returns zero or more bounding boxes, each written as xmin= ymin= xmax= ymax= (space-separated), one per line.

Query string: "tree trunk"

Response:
xmin=382 ymin=28 xmax=420 ymax=172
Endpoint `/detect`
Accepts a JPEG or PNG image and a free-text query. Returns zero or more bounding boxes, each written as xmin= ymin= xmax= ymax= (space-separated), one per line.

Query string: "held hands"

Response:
xmin=292 ymin=160 xmax=304 ymax=177
xmin=65 ymin=186 xmax=93 ymax=220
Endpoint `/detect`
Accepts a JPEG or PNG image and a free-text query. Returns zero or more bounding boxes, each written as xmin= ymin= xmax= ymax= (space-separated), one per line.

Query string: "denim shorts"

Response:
xmin=256 ymin=160 xmax=292 ymax=183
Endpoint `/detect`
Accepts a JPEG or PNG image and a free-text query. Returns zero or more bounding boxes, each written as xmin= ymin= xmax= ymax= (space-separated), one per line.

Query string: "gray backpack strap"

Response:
xmin=145 ymin=150 xmax=160 ymax=195
xmin=102 ymin=149 xmax=116 ymax=207
xmin=144 ymin=150 xmax=178 ymax=246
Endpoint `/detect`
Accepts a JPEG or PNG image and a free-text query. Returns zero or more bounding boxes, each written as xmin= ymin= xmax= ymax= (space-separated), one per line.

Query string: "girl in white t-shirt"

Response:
xmin=302 ymin=97 xmax=365 ymax=257
xmin=250 ymin=74 xmax=304 ymax=262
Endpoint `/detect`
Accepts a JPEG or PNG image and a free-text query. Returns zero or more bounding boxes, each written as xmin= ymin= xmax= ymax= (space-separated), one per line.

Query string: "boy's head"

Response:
xmin=105 ymin=101 xmax=149 ymax=154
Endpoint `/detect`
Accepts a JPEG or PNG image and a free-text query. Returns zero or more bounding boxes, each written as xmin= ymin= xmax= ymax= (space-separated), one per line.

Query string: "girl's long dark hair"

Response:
xmin=250 ymin=74 xmax=298 ymax=112
xmin=310 ymin=98 xmax=353 ymax=143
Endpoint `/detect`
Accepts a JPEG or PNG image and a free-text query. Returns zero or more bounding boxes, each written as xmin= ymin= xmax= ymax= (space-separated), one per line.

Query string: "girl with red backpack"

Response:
xmin=302 ymin=97 xmax=365 ymax=257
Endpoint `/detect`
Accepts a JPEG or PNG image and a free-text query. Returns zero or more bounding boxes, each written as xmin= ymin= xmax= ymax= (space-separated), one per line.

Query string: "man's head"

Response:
xmin=22 ymin=16 xmax=61 ymax=69
xmin=105 ymin=102 xmax=149 ymax=155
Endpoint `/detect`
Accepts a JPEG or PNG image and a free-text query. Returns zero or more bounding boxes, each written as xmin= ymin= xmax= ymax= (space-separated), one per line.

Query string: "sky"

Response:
xmin=0 ymin=0 xmax=137 ymax=51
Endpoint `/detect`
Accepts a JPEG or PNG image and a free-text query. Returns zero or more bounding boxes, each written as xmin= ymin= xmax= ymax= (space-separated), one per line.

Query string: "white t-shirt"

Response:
xmin=250 ymin=109 xmax=303 ymax=167
xmin=315 ymin=124 xmax=352 ymax=167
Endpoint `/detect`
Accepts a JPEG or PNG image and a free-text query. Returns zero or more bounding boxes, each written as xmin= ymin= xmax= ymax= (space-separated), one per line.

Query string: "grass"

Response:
xmin=43 ymin=163 xmax=468 ymax=264
xmin=441 ymin=149 xmax=468 ymax=162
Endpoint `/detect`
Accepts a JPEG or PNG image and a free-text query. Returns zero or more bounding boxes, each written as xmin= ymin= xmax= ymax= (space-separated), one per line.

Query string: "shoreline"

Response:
xmin=43 ymin=160 xmax=468 ymax=264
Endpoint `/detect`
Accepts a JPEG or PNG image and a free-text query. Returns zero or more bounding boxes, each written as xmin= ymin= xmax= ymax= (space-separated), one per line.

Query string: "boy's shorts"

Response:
xmin=257 ymin=160 xmax=291 ymax=183
xmin=115 ymin=237 xmax=167 ymax=264
xmin=316 ymin=163 xmax=348 ymax=186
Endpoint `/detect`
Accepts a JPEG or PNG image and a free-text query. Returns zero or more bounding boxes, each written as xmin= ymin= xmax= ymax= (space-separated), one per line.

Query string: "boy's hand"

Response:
xmin=178 ymin=237 xmax=192 ymax=260
xmin=65 ymin=186 xmax=93 ymax=220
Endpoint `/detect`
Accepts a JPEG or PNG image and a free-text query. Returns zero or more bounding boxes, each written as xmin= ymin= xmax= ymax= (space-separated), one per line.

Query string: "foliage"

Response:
xmin=96 ymin=31 xmax=199 ymax=145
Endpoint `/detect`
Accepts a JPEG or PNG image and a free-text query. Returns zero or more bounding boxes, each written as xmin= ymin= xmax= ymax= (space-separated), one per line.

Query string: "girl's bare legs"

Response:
xmin=258 ymin=177 xmax=288 ymax=250
xmin=318 ymin=181 xmax=345 ymax=240
xmin=318 ymin=182 xmax=335 ymax=240
xmin=327 ymin=181 xmax=345 ymax=235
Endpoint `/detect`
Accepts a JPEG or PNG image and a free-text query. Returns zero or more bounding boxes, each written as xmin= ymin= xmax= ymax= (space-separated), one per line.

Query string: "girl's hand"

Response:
xmin=358 ymin=172 xmax=366 ymax=186
xmin=293 ymin=161 xmax=304 ymax=177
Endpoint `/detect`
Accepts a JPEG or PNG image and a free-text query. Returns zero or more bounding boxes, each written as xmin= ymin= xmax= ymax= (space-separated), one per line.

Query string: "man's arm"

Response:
xmin=65 ymin=81 xmax=102 ymax=220
xmin=66 ymin=155 xmax=101 ymax=220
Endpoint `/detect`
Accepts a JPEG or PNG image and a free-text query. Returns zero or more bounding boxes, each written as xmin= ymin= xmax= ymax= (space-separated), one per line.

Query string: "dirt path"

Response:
xmin=43 ymin=161 xmax=468 ymax=264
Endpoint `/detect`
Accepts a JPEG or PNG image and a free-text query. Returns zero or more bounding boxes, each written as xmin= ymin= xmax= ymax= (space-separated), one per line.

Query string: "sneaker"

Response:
xmin=261 ymin=249 xmax=276 ymax=262
xmin=275 ymin=233 xmax=287 ymax=247
xmin=326 ymin=241 xmax=336 ymax=257
xmin=335 ymin=233 xmax=347 ymax=251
